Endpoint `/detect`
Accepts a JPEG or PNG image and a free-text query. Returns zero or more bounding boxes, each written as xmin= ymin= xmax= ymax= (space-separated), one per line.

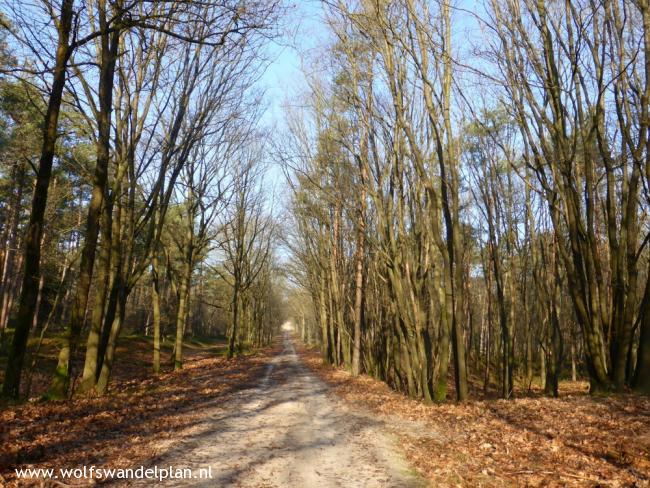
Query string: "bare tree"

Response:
xmin=217 ymin=150 xmax=275 ymax=359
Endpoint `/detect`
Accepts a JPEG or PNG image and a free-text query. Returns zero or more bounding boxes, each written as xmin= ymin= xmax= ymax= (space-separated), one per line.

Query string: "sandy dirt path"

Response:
xmin=127 ymin=326 xmax=422 ymax=487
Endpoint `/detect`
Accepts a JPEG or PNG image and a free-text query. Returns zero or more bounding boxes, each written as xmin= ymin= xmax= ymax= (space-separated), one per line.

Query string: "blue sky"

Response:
xmin=256 ymin=1 xmax=329 ymax=206
xmin=260 ymin=1 xmax=328 ymax=127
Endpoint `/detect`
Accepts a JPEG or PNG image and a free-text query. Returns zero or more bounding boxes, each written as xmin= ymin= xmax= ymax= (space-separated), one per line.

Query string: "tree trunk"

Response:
xmin=351 ymin=209 xmax=365 ymax=376
xmin=227 ymin=282 xmax=240 ymax=359
xmin=77 ymin=196 xmax=113 ymax=393
xmin=634 ymin=268 xmax=650 ymax=394
xmin=2 ymin=0 xmax=74 ymax=399
xmin=174 ymin=259 xmax=192 ymax=369
xmin=152 ymin=253 xmax=162 ymax=374
xmin=95 ymin=287 xmax=127 ymax=394
xmin=49 ymin=20 xmax=120 ymax=399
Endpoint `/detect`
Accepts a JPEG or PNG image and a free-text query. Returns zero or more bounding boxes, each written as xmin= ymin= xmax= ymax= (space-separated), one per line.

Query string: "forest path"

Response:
xmin=127 ymin=324 xmax=422 ymax=487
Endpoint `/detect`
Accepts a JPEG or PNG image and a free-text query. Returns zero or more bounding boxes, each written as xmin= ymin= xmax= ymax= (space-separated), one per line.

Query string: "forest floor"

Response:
xmin=298 ymin=345 xmax=650 ymax=487
xmin=3 ymin=329 xmax=649 ymax=487
xmin=2 ymin=328 xmax=422 ymax=487
xmin=1 ymin=335 xmax=269 ymax=486
xmin=0 ymin=333 xmax=233 ymax=400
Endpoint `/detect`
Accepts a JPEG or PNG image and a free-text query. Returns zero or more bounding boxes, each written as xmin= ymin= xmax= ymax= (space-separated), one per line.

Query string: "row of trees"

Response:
xmin=0 ymin=0 xmax=283 ymax=400
xmin=283 ymin=0 xmax=650 ymax=400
